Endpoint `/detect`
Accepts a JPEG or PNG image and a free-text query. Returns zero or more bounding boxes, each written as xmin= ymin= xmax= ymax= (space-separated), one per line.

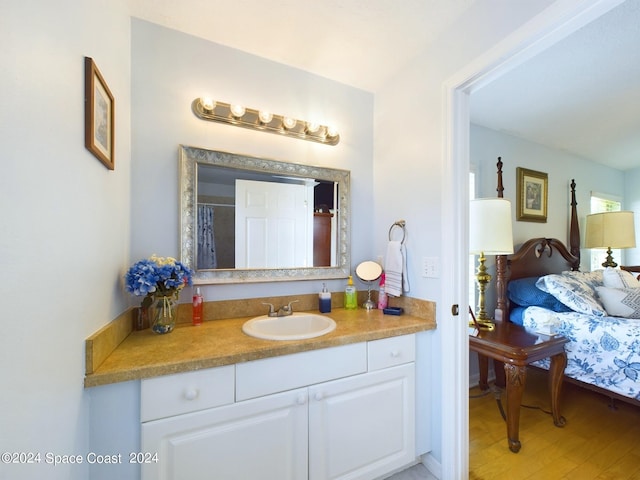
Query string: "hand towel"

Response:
xmin=385 ymin=241 xmax=404 ymax=297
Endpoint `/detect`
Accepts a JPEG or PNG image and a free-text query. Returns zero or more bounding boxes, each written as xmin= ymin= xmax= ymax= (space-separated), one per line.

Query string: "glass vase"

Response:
xmin=151 ymin=294 xmax=177 ymax=334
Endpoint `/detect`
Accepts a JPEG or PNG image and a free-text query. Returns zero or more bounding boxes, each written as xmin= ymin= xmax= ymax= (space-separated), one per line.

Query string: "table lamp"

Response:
xmin=470 ymin=198 xmax=514 ymax=330
xmin=585 ymin=211 xmax=636 ymax=267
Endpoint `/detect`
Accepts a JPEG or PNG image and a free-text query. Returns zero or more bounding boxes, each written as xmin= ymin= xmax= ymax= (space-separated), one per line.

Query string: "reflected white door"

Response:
xmin=235 ymin=179 xmax=313 ymax=268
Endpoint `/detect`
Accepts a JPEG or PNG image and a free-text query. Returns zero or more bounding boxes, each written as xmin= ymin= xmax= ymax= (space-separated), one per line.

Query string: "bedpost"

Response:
xmin=496 ymin=157 xmax=504 ymax=199
xmin=569 ymin=179 xmax=580 ymax=268
xmin=495 ymin=157 xmax=508 ymax=321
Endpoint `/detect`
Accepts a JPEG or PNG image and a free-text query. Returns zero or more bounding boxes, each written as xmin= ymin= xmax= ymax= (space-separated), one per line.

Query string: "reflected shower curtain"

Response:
xmin=197 ymin=204 xmax=217 ymax=269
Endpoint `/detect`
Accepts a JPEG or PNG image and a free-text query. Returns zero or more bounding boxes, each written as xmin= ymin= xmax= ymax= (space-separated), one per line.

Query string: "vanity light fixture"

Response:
xmin=192 ymin=97 xmax=340 ymax=146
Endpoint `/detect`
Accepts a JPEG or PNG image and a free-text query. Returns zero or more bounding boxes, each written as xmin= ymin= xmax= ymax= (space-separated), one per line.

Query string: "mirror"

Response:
xmin=355 ymin=261 xmax=383 ymax=310
xmin=179 ymin=145 xmax=351 ymax=284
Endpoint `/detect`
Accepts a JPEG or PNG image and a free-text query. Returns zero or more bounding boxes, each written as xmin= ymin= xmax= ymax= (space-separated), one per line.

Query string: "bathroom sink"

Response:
xmin=242 ymin=313 xmax=336 ymax=341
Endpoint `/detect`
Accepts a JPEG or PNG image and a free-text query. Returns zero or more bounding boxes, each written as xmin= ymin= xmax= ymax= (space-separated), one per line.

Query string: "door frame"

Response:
xmin=442 ymin=1 xmax=625 ymax=477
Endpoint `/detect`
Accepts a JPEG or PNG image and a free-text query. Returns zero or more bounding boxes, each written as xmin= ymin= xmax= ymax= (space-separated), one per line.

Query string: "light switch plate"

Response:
xmin=422 ymin=256 xmax=439 ymax=278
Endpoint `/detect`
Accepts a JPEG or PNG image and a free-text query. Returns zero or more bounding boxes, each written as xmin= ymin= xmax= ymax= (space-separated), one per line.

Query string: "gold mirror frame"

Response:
xmin=179 ymin=145 xmax=351 ymax=284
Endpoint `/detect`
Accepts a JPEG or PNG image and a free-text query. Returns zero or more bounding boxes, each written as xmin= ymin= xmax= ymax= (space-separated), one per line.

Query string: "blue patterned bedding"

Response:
xmin=522 ymin=306 xmax=640 ymax=401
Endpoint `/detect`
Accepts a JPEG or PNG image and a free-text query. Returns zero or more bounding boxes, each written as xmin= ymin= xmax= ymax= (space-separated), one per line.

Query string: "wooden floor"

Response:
xmin=470 ymin=368 xmax=640 ymax=479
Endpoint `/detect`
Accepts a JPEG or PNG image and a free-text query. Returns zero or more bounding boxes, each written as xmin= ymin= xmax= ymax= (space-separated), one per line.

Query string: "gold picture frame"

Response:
xmin=84 ymin=57 xmax=114 ymax=170
xmin=516 ymin=167 xmax=548 ymax=222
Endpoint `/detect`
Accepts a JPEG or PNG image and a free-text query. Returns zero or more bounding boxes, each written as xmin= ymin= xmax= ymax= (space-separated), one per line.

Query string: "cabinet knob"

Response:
xmin=184 ymin=388 xmax=199 ymax=401
xmin=296 ymin=394 xmax=307 ymax=405
xmin=314 ymin=392 xmax=323 ymax=401
xmin=390 ymin=350 xmax=400 ymax=358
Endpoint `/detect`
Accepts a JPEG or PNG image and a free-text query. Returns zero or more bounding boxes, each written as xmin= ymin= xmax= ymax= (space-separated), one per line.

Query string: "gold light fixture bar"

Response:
xmin=192 ymin=98 xmax=340 ymax=146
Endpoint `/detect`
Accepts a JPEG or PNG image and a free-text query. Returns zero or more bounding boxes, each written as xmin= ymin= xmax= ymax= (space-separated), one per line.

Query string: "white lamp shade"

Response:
xmin=585 ymin=211 xmax=636 ymax=249
xmin=470 ymin=198 xmax=514 ymax=254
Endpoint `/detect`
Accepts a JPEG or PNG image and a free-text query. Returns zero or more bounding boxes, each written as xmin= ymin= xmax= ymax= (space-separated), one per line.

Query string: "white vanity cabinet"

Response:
xmin=142 ymin=387 xmax=308 ymax=480
xmin=141 ymin=335 xmax=416 ymax=480
xmin=309 ymin=363 xmax=415 ymax=480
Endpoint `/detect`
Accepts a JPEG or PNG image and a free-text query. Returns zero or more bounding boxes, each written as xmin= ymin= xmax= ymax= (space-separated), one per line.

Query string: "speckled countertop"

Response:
xmin=84 ymin=307 xmax=435 ymax=388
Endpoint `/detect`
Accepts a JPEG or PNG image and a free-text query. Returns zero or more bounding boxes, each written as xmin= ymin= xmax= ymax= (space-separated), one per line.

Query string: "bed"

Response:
xmin=493 ymin=170 xmax=640 ymax=407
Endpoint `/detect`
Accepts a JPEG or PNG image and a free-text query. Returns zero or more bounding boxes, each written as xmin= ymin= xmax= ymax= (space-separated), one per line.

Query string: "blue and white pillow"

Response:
xmin=536 ymin=273 xmax=606 ymax=316
xmin=563 ymin=269 xmax=604 ymax=289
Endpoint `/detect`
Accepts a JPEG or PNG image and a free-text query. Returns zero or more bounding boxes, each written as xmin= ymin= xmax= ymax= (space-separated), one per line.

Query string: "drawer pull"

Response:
xmin=390 ymin=350 xmax=400 ymax=358
xmin=184 ymin=388 xmax=199 ymax=401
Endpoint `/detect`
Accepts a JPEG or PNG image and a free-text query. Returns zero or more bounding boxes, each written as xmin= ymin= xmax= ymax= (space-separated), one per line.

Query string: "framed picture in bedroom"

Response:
xmin=516 ymin=167 xmax=548 ymax=222
xmin=84 ymin=56 xmax=115 ymax=170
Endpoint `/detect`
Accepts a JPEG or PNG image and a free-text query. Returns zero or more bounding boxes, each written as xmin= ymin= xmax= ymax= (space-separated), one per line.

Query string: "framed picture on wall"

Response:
xmin=516 ymin=167 xmax=548 ymax=222
xmin=84 ymin=57 xmax=115 ymax=170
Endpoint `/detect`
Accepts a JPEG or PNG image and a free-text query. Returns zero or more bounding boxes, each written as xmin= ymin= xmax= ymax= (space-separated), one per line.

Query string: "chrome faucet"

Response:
xmin=262 ymin=300 xmax=299 ymax=317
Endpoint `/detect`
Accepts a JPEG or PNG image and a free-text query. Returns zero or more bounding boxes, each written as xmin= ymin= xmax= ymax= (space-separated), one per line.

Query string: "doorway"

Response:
xmin=442 ymin=1 xmax=625 ymax=477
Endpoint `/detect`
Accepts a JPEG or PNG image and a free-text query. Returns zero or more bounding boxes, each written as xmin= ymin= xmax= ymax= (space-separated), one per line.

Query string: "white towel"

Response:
xmin=385 ymin=241 xmax=406 ymax=297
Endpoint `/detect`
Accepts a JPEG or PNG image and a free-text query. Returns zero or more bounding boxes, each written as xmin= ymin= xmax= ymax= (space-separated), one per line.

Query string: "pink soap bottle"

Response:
xmin=377 ymin=273 xmax=388 ymax=310
xmin=192 ymin=287 xmax=204 ymax=326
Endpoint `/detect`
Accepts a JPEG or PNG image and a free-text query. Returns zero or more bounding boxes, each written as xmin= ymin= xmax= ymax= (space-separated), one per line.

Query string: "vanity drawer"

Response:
xmin=141 ymin=365 xmax=235 ymax=422
xmin=368 ymin=334 xmax=416 ymax=371
xmin=236 ymin=343 xmax=367 ymax=401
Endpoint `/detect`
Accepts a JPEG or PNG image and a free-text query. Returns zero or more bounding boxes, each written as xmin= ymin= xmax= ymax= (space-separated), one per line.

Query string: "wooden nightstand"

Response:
xmin=469 ymin=321 xmax=568 ymax=453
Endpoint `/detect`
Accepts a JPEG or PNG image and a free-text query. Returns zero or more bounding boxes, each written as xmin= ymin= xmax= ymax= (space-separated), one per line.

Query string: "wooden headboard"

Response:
xmin=493 ymin=164 xmax=581 ymax=322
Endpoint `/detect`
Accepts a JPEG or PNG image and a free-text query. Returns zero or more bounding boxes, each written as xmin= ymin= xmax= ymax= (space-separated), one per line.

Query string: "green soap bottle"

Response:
xmin=344 ymin=275 xmax=357 ymax=310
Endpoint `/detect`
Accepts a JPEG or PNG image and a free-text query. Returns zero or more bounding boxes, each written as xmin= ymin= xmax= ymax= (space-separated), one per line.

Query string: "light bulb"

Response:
xmin=230 ymin=104 xmax=246 ymax=118
xmin=282 ymin=117 xmax=297 ymax=129
xmin=258 ymin=111 xmax=273 ymax=124
xmin=305 ymin=122 xmax=320 ymax=134
xmin=200 ymin=97 xmax=215 ymax=111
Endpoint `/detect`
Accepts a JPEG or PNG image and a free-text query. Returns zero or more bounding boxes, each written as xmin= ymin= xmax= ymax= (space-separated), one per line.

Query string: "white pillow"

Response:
xmin=536 ymin=273 xmax=606 ymax=316
xmin=603 ymin=267 xmax=640 ymax=289
xmin=596 ymin=286 xmax=640 ymax=318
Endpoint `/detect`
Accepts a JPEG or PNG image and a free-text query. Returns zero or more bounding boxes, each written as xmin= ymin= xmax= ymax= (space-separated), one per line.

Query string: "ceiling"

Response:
xmin=130 ymin=0 xmax=476 ymax=92
xmin=131 ymin=0 xmax=640 ymax=171
xmin=470 ymin=0 xmax=640 ymax=171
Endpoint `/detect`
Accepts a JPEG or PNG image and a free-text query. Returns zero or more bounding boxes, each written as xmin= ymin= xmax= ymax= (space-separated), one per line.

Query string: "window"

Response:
xmin=590 ymin=192 xmax=622 ymax=271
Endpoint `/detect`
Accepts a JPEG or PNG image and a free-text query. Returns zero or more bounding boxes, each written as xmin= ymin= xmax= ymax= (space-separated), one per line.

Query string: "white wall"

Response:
xmin=1 ymin=1 xmax=131 ymax=479
xmin=374 ymin=0 xmax=557 ymax=469
xmin=130 ymin=19 xmax=374 ymax=303
xmin=471 ymin=124 xmax=625 ymax=271
xmin=624 ymin=167 xmax=640 ymax=265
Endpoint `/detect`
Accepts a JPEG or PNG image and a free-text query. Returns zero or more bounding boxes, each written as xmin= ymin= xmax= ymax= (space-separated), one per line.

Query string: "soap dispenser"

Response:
xmin=192 ymin=287 xmax=204 ymax=326
xmin=319 ymin=283 xmax=332 ymax=313
xmin=344 ymin=276 xmax=357 ymax=310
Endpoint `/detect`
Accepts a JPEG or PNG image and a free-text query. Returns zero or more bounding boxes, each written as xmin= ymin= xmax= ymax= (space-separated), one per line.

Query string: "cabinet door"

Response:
xmin=142 ymin=388 xmax=308 ymax=480
xmin=308 ymin=364 xmax=415 ymax=480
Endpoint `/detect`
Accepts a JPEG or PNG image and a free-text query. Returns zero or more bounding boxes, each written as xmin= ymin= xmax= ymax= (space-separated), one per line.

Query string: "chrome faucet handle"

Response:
xmin=282 ymin=300 xmax=299 ymax=314
xmin=262 ymin=302 xmax=277 ymax=317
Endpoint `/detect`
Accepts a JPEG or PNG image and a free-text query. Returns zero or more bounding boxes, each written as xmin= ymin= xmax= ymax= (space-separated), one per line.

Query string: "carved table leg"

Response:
xmin=548 ymin=352 xmax=567 ymax=427
xmin=478 ymin=354 xmax=489 ymax=391
xmin=494 ymin=360 xmax=506 ymax=388
xmin=504 ymin=363 xmax=526 ymax=453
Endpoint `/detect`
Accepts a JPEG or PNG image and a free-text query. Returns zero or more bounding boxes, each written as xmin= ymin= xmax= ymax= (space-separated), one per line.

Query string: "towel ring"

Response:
xmin=388 ymin=220 xmax=406 ymax=244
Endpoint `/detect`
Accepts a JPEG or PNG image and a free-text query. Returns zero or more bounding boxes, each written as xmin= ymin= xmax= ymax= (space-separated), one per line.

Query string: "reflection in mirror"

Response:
xmin=179 ymin=146 xmax=351 ymax=284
